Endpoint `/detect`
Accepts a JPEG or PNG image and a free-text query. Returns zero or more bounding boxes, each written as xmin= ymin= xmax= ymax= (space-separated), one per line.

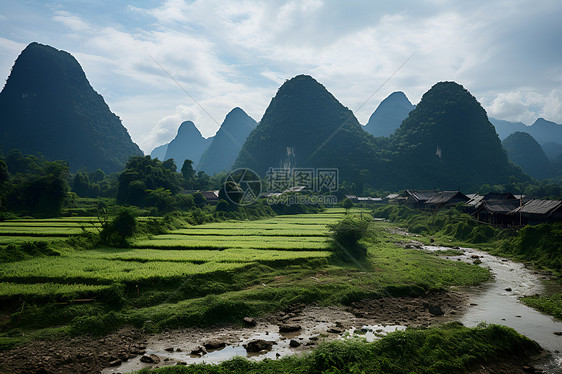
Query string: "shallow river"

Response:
xmin=104 ymin=245 xmax=562 ymax=373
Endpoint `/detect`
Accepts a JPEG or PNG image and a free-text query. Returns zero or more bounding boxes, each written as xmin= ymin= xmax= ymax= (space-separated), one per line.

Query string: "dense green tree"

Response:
xmin=100 ymin=209 xmax=137 ymax=247
xmin=193 ymin=192 xmax=207 ymax=208
xmin=181 ymin=159 xmax=196 ymax=189
xmin=90 ymin=169 xmax=105 ymax=183
xmin=193 ymin=170 xmax=212 ymax=190
xmin=162 ymin=159 xmax=177 ymax=172
xmin=6 ymin=161 xmax=69 ymax=217
xmin=342 ymin=198 xmax=353 ymax=214
xmin=146 ymin=188 xmax=174 ymax=212
xmin=117 ymin=156 xmax=183 ymax=205
xmin=72 ymin=172 xmax=90 ymax=197
xmin=328 ymin=217 xmax=369 ymax=261
xmin=0 ymin=160 xmax=8 ymax=184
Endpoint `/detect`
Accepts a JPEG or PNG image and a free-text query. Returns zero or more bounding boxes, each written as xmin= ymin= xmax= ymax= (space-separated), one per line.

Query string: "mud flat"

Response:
xmin=102 ymin=292 xmax=464 ymax=373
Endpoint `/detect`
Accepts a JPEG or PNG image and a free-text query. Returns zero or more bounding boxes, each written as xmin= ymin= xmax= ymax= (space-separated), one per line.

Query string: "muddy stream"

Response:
xmin=104 ymin=246 xmax=562 ymax=373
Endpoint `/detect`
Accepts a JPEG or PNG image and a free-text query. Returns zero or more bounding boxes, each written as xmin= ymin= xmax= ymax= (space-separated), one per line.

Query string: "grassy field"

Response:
xmin=0 ymin=208 xmax=489 ymax=350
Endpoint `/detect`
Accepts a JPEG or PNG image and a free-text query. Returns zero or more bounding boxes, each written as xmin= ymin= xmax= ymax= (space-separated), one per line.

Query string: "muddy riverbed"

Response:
xmin=102 ymin=245 xmax=562 ymax=374
xmin=102 ymin=291 xmax=465 ymax=373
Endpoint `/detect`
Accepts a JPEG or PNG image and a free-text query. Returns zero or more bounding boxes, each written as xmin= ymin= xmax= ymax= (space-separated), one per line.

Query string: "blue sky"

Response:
xmin=1 ymin=0 xmax=561 ymax=153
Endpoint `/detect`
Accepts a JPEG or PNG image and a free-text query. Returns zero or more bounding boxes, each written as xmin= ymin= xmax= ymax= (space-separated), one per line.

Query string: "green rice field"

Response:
xmin=0 ymin=211 xmax=340 ymax=300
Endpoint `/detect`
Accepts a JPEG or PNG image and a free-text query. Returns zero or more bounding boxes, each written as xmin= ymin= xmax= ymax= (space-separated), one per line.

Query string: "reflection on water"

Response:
xmin=425 ymin=245 xmax=562 ymax=372
xmin=104 ymin=246 xmax=561 ymax=373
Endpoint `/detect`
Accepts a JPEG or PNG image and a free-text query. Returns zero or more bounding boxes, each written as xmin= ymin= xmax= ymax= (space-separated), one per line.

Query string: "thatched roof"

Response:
xmin=476 ymin=200 xmax=521 ymax=214
xmin=483 ymin=192 xmax=516 ymax=201
xmin=405 ymin=190 xmax=438 ymax=203
xmin=510 ymin=199 xmax=562 ymax=216
xmin=425 ymin=191 xmax=468 ymax=205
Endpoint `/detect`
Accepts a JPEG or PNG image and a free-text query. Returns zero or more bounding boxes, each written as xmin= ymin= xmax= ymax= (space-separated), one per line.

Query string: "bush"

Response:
xmin=100 ymin=209 xmax=138 ymax=247
xmin=328 ymin=217 xmax=370 ymax=261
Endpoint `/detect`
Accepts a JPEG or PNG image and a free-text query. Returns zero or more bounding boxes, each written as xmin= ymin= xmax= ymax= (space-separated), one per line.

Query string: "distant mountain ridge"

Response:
xmin=502 ymin=132 xmax=553 ymax=180
xmin=198 ymin=107 xmax=257 ymax=175
xmin=163 ymin=121 xmax=213 ymax=168
xmin=0 ymin=42 xmax=143 ymax=172
xmin=490 ymin=117 xmax=562 ymax=144
xmin=363 ymin=91 xmax=415 ymax=137
xmin=150 ymin=143 xmax=168 ymax=160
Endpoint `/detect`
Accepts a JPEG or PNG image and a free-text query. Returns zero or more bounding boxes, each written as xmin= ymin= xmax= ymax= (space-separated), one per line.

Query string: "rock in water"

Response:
xmin=243 ymin=317 xmax=257 ymax=327
xmin=243 ymin=339 xmax=275 ymax=352
xmin=278 ymin=324 xmax=302 ymax=333
xmin=139 ymin=354 xmax=160 ymax=364
xmin=203 ymin=340 xmax=226 ymax=350
xmin=428 ymin=304 xmax=444 ymax=316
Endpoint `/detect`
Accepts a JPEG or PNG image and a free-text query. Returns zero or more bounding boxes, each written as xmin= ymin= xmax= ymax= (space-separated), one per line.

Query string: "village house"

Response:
xmin=509 ymin=199 xmax=562 ymax=226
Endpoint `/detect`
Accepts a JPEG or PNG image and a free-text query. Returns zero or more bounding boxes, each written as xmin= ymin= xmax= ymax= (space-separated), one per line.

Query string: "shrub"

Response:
xmin=328 ymin=217 xmax=370 ymax=261
xmin=100 ymin=209 xmax=138 ymax=247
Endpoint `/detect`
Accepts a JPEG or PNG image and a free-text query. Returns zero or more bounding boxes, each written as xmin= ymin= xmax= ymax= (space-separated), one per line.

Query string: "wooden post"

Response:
xmin=519 ymin=196 xmax=522 ymax=226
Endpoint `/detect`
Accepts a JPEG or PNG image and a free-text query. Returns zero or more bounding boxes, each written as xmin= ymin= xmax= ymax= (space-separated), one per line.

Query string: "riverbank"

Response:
xmin=2 ymin=213 xmax=553 ymax=373
xmin=131 ymin=322 xmax=542 ymax=374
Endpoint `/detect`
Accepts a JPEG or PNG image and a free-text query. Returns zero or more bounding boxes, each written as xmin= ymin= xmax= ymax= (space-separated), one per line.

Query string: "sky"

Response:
xmin=1 ymin=0 xmax=561 ymax=154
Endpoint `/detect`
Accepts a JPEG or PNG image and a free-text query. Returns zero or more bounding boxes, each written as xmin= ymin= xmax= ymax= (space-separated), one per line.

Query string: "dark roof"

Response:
xmin=200 ymin=191 xmax=219 ymax=200
xmin=425 ymin=191 xmax=468 ymax=205
xmin=510 ymin=199 xmax=562 ymax=216
xmin=405 ymin=190 xmax=437 ymax=202
xmin=483 ymin=192 xmax=516 ymax=201
xmin=476 ymin=199 xmax=521 ymax=214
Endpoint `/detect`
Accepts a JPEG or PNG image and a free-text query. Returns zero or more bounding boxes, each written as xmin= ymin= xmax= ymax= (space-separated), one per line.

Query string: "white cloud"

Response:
xmin=485 ymin=90 xmax=562 ymax=124
xmin=51 ymin=11 xmax=91 ymax=32
xmin=1 ymin=0 xmax=562 ymax=153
